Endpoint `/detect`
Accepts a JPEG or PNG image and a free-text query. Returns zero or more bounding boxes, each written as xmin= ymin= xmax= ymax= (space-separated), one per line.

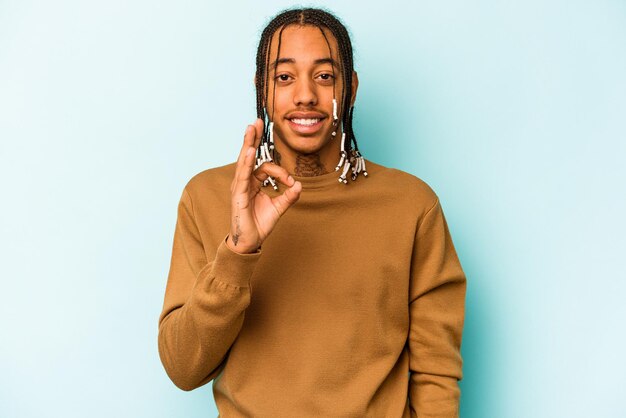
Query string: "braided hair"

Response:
xmin=254 ymin=8 xmax=362 ymax=170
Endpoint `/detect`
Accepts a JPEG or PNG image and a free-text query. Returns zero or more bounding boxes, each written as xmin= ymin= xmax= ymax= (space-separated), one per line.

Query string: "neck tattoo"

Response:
xmin=294 ymin=154 xmax=329 ymax=177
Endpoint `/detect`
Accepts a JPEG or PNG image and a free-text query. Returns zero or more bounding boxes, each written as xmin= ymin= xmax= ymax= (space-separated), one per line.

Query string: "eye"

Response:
xmin=316 ymin=73 xmax=335 ymax=85
xmin=318 ymin=73 xmax=334 ymax=81
xmin=275 ymin=74 xmax=292 ymax=82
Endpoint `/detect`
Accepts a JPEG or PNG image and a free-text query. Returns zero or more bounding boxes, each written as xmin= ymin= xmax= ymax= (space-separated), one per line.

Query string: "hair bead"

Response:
xmin=268 ymin=121 xmax=275 ymax=150
xmin=338 ymin=159 xmax=351 ymax=184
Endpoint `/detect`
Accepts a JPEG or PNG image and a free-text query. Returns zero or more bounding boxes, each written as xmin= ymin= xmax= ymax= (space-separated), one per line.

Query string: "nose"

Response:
xmin=293 ymin=78 xmax=317 ymax=107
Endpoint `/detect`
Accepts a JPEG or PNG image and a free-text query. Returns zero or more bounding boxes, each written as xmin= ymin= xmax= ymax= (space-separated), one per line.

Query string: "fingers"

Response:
xmin=233 ymin=160 xmax=285 ymax=196
xmin=233 ymin=146 xmax=257 ymax=195
xmin=252 ymin=162 xmax=294 ymax=188
xmin=271 ymin=180 xmax=302 ymax=217
xmin=233 ymin=120 xmax=264 ymax=192
xmin=232 ymin=126 xmax=254 ymax=193
xmin=236 ymin=125 xmax=256 ymax=167
xmin=253 ymin=118 xmax=264 ymax=150
xmin=235 ymin=119 xmax=264 ymax=172
xmin=232 ymin=118 xmax=283 ymax=197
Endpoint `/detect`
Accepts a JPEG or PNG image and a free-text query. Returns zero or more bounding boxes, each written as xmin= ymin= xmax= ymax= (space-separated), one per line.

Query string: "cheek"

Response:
xmin=267 ymin=85 xmax=290 ymax=114
xmin=274 ymin=92 xmax=290 ymax=111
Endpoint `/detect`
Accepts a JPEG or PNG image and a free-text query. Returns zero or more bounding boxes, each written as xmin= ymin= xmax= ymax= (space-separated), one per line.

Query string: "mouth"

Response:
xmin=286 ymin=116 xmax=326 ymax=135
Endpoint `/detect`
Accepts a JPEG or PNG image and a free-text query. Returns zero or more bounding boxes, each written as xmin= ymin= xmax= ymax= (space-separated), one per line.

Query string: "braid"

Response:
xmin=270 ymin=24 xmax=288 ymax=124
xmin=254 ymin=8 xmax=367 ymax=182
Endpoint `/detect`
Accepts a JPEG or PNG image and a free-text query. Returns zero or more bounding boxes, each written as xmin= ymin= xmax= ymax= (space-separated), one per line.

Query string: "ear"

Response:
xmin=350 ymin=71 xmax=359 ymax=107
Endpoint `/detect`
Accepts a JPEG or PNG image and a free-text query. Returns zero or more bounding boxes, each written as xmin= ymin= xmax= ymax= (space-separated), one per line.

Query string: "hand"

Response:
xmin=226 ymin=119 xmax=302 ymax=254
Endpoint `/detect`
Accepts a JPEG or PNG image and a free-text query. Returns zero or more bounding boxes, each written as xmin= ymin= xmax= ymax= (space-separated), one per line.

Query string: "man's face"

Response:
xmin=264 ymin=24 xmax=355 ymax=158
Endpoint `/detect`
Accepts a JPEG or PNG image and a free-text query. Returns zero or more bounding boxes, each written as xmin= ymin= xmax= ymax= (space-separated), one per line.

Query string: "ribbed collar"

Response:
xmin=292 ymin=169 xmax=345 ymax=190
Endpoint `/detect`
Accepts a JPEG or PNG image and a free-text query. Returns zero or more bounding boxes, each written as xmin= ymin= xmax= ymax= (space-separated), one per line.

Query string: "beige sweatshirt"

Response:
xmin=158 ymin=159 xmax=466 ymax=417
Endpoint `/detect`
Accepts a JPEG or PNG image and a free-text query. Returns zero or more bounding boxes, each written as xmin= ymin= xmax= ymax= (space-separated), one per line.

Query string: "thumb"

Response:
xmin=271 ymin=181 xmax=302 ymax=217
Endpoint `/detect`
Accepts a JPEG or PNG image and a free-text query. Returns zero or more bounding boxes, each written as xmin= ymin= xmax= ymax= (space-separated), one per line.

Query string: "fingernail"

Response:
xmin=288 ymin=175 xmax=294 ymax=183
xmin=246 ymin=148 xmax=253 ymax=156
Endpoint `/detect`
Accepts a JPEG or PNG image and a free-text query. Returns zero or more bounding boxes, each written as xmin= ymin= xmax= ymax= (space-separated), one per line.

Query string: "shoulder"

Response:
xmin=364 ymin=159 xmax=439 ymax=211
xmin=182 ymin=162 xmax=236 ymax=201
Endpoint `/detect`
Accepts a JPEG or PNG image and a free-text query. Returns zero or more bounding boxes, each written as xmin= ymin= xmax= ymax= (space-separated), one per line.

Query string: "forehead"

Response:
xmin=267 ymin=24 xmax=339 ymax=64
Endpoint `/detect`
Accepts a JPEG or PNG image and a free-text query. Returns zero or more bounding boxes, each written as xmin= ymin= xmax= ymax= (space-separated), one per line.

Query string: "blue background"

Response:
xmin=1 ymin=1 xmax=624 ymax=417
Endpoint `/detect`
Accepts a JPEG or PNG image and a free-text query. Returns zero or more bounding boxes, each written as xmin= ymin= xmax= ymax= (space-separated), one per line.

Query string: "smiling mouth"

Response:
xmin=290 ymin=118 xmax=321 ymax=126
xmin=287 ymin=117 xmax=326 ymax=134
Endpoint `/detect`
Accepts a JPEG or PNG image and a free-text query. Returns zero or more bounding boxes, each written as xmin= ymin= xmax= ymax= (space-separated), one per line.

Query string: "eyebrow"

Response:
xmin=269 ymin=57 xmax=339 ymax=71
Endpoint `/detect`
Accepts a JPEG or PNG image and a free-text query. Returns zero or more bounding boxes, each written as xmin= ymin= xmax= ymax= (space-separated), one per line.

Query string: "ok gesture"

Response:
xmin=226 ymin=119 xmax=302 ymax=254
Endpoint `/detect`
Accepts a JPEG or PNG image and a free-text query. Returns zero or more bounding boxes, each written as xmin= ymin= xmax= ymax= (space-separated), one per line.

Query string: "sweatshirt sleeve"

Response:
xmin=157 ymin=187 xmax=262 ymax=391
xmin=408 ymin=197 xmax=466 ymax=418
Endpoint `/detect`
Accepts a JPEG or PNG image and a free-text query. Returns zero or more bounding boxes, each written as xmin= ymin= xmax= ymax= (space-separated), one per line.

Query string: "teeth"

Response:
xmin=291 ymin=118 xmax=320 ymax=126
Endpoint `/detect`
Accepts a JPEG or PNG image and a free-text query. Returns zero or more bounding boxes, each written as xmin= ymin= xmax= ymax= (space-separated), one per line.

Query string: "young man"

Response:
xmin=158 ymin=8 xmax=466 ymax=417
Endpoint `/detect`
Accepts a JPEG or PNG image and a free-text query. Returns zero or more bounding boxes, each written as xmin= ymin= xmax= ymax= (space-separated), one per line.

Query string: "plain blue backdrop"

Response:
xmin=1 ymin=1 xmax=624 ymax=417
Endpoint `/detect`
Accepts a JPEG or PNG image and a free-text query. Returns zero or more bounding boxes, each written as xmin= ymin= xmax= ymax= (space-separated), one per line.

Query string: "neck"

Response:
xmin=272 ymin=140 xmax=341 ymax=177
xmin=273 ymin=147 xmax=332 ymax=177
xmin=294 ymin=154 xmax=329 ymax=176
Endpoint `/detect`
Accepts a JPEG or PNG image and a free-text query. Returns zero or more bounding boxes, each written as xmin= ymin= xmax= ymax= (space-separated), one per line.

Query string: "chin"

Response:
xmin=282 ymin=132 xmax=326 ymax=151
xmin=288 ymin=140 xmax=325 ymax=155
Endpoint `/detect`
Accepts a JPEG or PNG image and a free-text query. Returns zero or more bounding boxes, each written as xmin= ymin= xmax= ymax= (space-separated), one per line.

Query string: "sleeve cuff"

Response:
xmin=208 ymin=235 xmax=262 ymax=287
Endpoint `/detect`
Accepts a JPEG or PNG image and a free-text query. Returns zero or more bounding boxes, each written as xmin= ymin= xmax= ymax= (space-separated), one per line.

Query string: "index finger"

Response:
xmin=236 ymin=124 xmax=256 ymax=167
xmin=236 ymin=119 xmax=265 ymax=166
xmin=253 ymin=118 xmax=264 ymax=149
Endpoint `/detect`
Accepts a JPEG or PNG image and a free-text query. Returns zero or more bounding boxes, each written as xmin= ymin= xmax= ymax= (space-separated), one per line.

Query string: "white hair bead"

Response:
xmin=263 ymin=143 xmax=272 ymax=162
xmin=339 ymin=159 xmax=351 ymax=184
xmin=268 ymin=121 xmax=275 ymax=150
xmin=257 ymin=117 xmax=280 ymax=189
xmin=351 ymin=157 xmax=360 ymax=181
xmin=334 ymin=133 xmax=348 ymax=172
xmin=335 ymin=152 xmax=346 ymax=171
xmin=267 ymin=175 xmax=278 ymax=190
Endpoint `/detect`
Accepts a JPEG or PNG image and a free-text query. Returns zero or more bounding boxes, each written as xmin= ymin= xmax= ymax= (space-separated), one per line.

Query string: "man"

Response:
xmin=158 ymin=7 xmax=466 ymax=417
